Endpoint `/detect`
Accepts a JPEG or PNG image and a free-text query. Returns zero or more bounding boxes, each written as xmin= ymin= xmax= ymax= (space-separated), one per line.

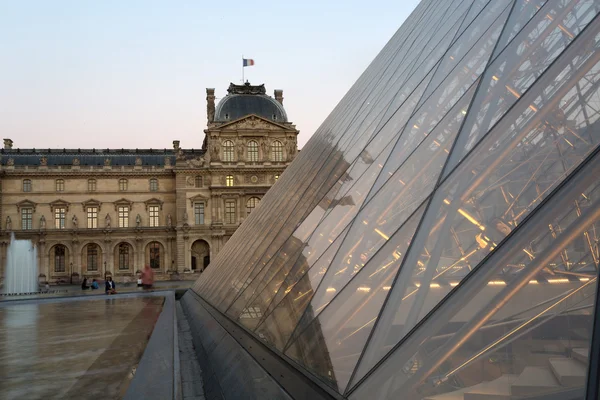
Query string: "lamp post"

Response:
xmin=70 ymin=262 xmax=73 ymax=284
xmin=104 ymin=261 xmax=107 ymax=278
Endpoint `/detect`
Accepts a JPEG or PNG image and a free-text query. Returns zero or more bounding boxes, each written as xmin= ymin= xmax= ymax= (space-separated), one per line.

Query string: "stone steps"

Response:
xmin=548 ymin=357 xmax=587 ymax=387
xmin=510 ymin=366 xmax=560 ymax=397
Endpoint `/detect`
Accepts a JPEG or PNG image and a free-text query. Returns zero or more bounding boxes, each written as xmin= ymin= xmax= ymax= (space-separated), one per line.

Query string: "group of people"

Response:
xmin=80 ymin=265 xmax=154 ymax=295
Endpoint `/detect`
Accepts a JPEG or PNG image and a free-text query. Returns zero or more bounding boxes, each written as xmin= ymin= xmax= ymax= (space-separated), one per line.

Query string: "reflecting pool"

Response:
xmin=0 ymin=297 xmax=163 ymax=399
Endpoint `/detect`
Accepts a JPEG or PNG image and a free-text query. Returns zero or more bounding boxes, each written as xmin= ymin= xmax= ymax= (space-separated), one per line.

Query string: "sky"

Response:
xmin=0 ymin=0 xmax=421 ymax=150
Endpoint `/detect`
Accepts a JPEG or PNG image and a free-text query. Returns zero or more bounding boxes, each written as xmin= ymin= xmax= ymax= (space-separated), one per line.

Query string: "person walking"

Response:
xmin=141 ymin=265 xmax=154 ymax=289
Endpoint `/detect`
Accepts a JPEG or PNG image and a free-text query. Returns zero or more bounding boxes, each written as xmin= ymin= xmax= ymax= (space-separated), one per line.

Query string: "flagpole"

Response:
xmin=242 ymin=54 xmax=244 ymax=83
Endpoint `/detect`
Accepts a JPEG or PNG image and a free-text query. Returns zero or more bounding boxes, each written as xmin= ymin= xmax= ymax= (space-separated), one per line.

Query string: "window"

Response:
xmin=271 ymin=140 xmax=284 ymax=161
xmin=55 ymin=207 xmax=66 ymax=229
xmin=23 ymin=179 xmax=32 ymax=192
xmin=54 ymin=245 xmax=66 ymax=272
xmin=88 ymin=179 xmax=97 ymax=192
xmin=56 ymin=179 xmax=64 ymax=192
xmin=149 ymin=205 xmax=159 ymax=227
xmin=21 ymin=208 xmax=33 ymax=230
xmin=246 ymin=197 xmax=260 ymax=216
xmin=149 ymin=178 xmax=158 ymax=192
xmin=275 ymin=174 xmax=280 ymax=181
xmin=225 ymin=200 xmax=236 ymax=224
xmin=223 ymin=140 xmax=235 ymax=162
xmin=87 ymin=244 xmax=99 ymax=271
xmin=247 ymin=140 xmax=259 ymax=162
xmin=226 ymin=175 xmax=234 ymax=187
xmin=149 ymin=242 xmax=160 ymax=269
xmin=119 ymin=178 xmax=128 ymax=191
xmin=87 ymin=207 xmax=98 ymax=228
xmin=195 ymin=176 xmax=202 ymax=187
xmin=194 ymin=202 xmax=205 ymax=225
xmin=118 ymin=244 xmax=130 ymax=270
xmin=118 ymin=206 xmax=129 ymax=228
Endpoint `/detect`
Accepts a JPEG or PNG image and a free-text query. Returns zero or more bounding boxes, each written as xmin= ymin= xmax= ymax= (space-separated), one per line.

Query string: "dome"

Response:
xmin=214 ymin=83 xmax=288 ymax=123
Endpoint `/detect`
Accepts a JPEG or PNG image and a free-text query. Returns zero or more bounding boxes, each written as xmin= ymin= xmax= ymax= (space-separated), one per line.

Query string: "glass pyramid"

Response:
xmin=192 ymin=0 xmax=600 ymax=398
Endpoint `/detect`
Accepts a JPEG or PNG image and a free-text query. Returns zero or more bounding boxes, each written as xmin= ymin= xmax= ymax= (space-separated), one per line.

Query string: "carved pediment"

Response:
xmin=50 ymin=199 xmax=70 ymax=212
xmin=81 ymin=198 xmax=102 ymax=212
xmin=189 ymin=194 xmax=208 ymax=207
xmin=144 ymin=197 xmax=163 ymax=211
xmin=113 ymin=198 xmax=133 ymax=211
xmin=219 ymin=115 xmax=288 ymax=131
xmin=16 ymin=199 xmax=37 ymax=212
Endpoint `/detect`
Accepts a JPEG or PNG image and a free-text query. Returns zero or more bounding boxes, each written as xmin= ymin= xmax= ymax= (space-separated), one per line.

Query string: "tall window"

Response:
xmin=247 ymin=140 xmax=259 ymax=162
xmin=118 ymin=206 xmax=129 ymax=228
xmin=223 ymin=140 xmax=235 ymax=161
xmin=55 ymin=207 xmax=66 ymax=229
xmin=119 ymin=243 xmax=130 ymax=270
xmin=246 ymin=197 xmax=260 ymax=216
xmin=54 ymin=245 xmax=66 ymax=272
xmin=149 ymin=178 xmax=158 ymax=192
xmin=88 ymin=179 xmax=97 ymax=192
xmin=149 ymin=242 xmax=160 ymax=269
xmin=21 ymin=208 xmax=33 ymax=230
xmin=87 ymin=244 xmax=99 ymax=271
xmin=226 ymin=175 xmax=234 ymax=187
xmin=225 ymin=200 xmax=236 ymax=224
xmin=87 ymin=207 xmax=98 ymax=228
xmin=271 ymin=140 xmax=284 ymax=161
xmin=195 ymin=176 xmax=202 ymax=187
xmin=56 ymin=179 xmax=64 ymax=192
xmin=119 ymin=178 xmax=128 ymax=191
xmin=194 ymin=202 xmax=205 ymax=225
xmin=149 ymin=205 xmax=159 ymax=227
xmin=23 ymin=179 xmax=32 ymax=192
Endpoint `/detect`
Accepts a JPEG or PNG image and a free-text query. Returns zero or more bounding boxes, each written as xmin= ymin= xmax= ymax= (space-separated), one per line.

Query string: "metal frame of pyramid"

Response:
xmin=188 ymin=0 xmax=600 ymax=398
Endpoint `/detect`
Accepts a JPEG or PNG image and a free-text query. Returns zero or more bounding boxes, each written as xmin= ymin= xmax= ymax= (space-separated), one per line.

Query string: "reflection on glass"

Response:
xmin=351 ymin=154 xmax=600 ymax=400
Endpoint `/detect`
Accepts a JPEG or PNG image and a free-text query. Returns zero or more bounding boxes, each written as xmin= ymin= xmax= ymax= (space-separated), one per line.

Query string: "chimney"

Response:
xmin=3 ymin=139 xmax=13 ymax=149
xmin=274 ymin=89 xmax=283 ymax=105
xmin=206 ymin=88 xmax=216 ymax=123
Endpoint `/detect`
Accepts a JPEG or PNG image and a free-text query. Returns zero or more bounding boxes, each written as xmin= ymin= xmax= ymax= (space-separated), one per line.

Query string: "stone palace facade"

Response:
xmin=0 ymin=82 xmax=298 ymax=284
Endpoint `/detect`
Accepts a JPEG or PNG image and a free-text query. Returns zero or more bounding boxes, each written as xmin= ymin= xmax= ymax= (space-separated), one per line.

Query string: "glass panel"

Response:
xmin=351 ymin=151 xmax=600 ymax=400
xmin=284 ymin=205 xmax=425 ymax=393
xmin=444 ymin=0 xmax=600 ymax=177
xmin=254 ymin=231 xmax=347 ymax=350
xmin=305 ymin=83 xmax=478 ymax=323
xmin=355 ymin=24 xmax=600 ymax=383
xmin=491 ymin=0 xmax=548 ymax=59
xmin=370 ymin=3 xmax=512 ymax=199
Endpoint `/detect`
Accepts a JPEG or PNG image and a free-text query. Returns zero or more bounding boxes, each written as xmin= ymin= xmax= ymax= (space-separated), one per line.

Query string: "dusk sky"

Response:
xmin=0 ymin=0 xmax=420 ymax=150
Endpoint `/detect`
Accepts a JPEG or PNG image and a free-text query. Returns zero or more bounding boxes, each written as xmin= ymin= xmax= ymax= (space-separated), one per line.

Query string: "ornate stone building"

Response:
xmin=0 ymin=82 xmax=298 ymax=284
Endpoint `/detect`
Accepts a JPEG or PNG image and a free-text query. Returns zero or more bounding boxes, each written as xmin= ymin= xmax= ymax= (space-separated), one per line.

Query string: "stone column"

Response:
xmin=176 ymin=230 xmax=185 ymax=273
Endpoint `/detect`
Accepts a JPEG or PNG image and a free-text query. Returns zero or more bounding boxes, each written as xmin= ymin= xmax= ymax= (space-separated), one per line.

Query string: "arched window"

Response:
xmin=246 ymin=197 xmax=260 ymax=216
xmin=54 ymin=245 xmax=66 ymax=272
xmin=226 ymin=175 xmax=234 ymax=187
xmin=271 ymin=140 xmax=284 ymax=162
xmin=23 ymin=179 xmax=32 ymax=192
xmin=55 ymin=179 xmax=64 ymax=192
xmin=119 ymin=178 xmax=128 ymax=191
xmin=149 ymin=178 xmax=158 ymax=192
xmin=149 ymin=242 xmax=161 ymax=269
xmin=118 ymin=243 xmax=130 ymax=270
xmin=87 ymin=244 xmax=99 ymax=271
xmin=88 ymin=179 xmax=97 ymax=192
xmin=247 ymin=141 xmax=259 ymax=162
xmin=223 ymin=140 xmax=235 ymax=162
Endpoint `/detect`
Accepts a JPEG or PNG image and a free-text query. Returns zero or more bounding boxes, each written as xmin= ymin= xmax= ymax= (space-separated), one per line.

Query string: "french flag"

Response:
xmin=243 ymin=58 xmax=255 ymax=67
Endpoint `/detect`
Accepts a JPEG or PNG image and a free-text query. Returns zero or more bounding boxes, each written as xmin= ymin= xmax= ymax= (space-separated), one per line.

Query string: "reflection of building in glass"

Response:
xmin=191 ymin=1 xmax=600 ymax=399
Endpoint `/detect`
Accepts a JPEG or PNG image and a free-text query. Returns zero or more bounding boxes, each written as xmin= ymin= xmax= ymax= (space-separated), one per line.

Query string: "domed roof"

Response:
xmin=214 ymin=83 xmax=288 ymax=123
